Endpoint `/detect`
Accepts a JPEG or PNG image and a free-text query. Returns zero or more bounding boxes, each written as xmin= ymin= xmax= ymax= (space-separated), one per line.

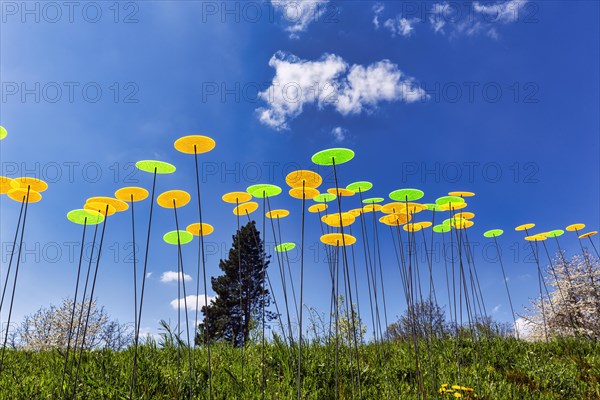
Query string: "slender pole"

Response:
xmin=0 ymin=198 xmax=24 ymax=315
xmin=296 ymin=181 xmax=306 ymax=400
xmin=492 ymin=235 xmax=519 ymax=339
xmin=130 ymin=196 xmax=138 ymax=354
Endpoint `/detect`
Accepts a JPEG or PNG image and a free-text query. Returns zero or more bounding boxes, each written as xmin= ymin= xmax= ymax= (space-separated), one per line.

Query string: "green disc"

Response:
xmin=0 ymin=126 xmax=7 ymax=140
xmin=362 ymin=197 xmax=384 ymax=204
xmin=433 ymin=224 xmax=451 ymax=233
xmin=311 ymin=148 xmax=355 ymax=166
xmin=314 ymin=193 xmax=336 ymax=203
xmin=389 ymin=188 xmax=424 ymax=202
xmin=547 ymin=229 xmax=564 ymax=238
xmin=346 ymin=181 xmax=373 ymax=193
xmin=435 ymin=196 xmax=465 ymax=206
xmin=483 ymin=229 xmax=504 ymax=238
xmin=163 ymin=230 xmax=193 ymax=245
xmin=67 ymin=209 xmax=105 ymax=225
xmin=275 ymin=242 xmax=296 ymax=252
xmin=424 ymin=203 xmax=444 ymax=212
xmin=247 ymin=184 xmax=282 ymax=198
xmin=135 ymin=160 xmax=176 ymax=174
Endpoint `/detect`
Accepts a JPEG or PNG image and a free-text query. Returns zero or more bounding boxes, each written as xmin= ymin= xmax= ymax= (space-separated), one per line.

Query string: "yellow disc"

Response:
xmin=363 ymin=204 xmax=382 ymax=213
xmin=525 ymin=234 xmax=546 ymax=241
xmin=579 ymin=231 xmax=598 ymax=239
xmin=11 ymin=177 xmax=48 ymax=193
xmin=156 ymin=190 xmax=191 ymax=209
xmin=174 ymin=135 xmax=216 ymax=154
xmin=115 ymin=187 xmax=149 ymax=202
xmin=222 ymin=191 xmax=252 ymax=204
xmin=381 ymin=202 xmax=407 ymax=214
xmin=415 ymin=221 xmax=433 ymax=229
xmin=309 ymin=204 xmax=328 ymax=213
xmin=320 ymin=233 xmax=356 ymax=246
xmin=515 ymin=223 xmax=535 ymax=232
xmin=289 ymin=187 xmax=320 ymax=200
xmin=86 ymin=196 xmax=129 ymax=212
xmin=234 ymin=201 xmax=259 ymax=216
xmin=347 ymin=208 xmax=363 ymax=217
xmin=566 ymin=223 xmax=585 ymax=232
xmin=0 ymin=176 xmax=15 ymax=194
xmin=439 ymin=202 xmax=467 ymax=211
xmin=85 ymin=202 xmax=116 ymax=216
xmin=452 ymin=219 xmax=474 ymax=229
xmin=321 ymin=212 xmax=356 ymax=227
xmin=186 ymin=222 xmax=214 ymax=236
xmin=403 ymin=223 xmax=422 ymax=232
xmin=327 ymin=188 xmax=355 ymax=197
xmin=455 ymin=212 xmax=475 ymax=220
xmin=7 ymin=188 xmax=42 ymax=203
xmin=285 ymin=170 xmax=322 ymax=189
xmin=448 ymin=191 xmax=475 ymax=197
xmin=379 ymin=213 xmax=411 ymax=226
xmin=266 ymin=209 xmax=290 ymax=219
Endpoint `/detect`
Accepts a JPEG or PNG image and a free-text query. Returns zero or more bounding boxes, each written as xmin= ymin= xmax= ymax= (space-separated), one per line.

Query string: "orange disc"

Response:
xmin=289 ymin=187 xmax=320 ymax=200
xmin=85 ymin=202 xmax=116 ymax=216
xmin=452 ymin=219 xmax=474 ymax=229
xmin=156 ymin=190 xmax=191 ymax=209
xmin=455 ymin=212 xmax=475 ymax=220
xmin=320 ymin=233 xmax=356 ymax=246
xmin=439 ymin=202 xmax=467 ymax=211
xmin=515 ymin=223 xmax=535 ymax=232
xmin=321 ymin=212 xmax=356 ymax=227
xmin=174 ymin=135 xmax=216 ymax=154
xmin=86 ymin=196 xmax=128 ymax=212
xmin=234 ymin=201 xmax=259 ymax=216
xmin=7 ymin=188 xmax=42 ymax=203
xmin=0 ymin=176 xmax=15 ymax=194
xmin=308 ymin=204 xmax=328 ymax=213
xmin=327 ymin=188 xmax=355 ymax=197
xmin=403 ymin=223 xmax=423 ymax=232
xmin=525 ymin=234 xmax=546 ymax=242
xmin=579 ymin=231 xmax=598 ymax=239
xmin=363 ymin=204 xmax=382 ymax=213
xmin=266 ymin=209 xmax=290 ymax=219
xmin=222 ymin=191 xmax=252 ymax=204
xmin=448 ymin=191 xmax=475 ymax=197
xmin=566 ymin=223 xmax=585 ymax=232
xmin=347 ymin=208 xmax=363 ymax=217
xmin=285 ymin=170 xmax=322 ymax=189
xmin=415 ymin=221 xmax=433 ymax=229
xmin=379 ymin=213 xmax=411 ymax=226
xmin=186 ymin=222 xmax=214 ymax=236
xmin=11 ymin=177 xmax=48 ymax=193
xmin=115 ymin=187 xmax=149 ymax=202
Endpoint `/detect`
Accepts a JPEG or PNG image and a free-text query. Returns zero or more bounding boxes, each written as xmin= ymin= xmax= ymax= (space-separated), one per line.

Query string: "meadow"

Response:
xmin=1 ymin=336 xmax=598 ymax=399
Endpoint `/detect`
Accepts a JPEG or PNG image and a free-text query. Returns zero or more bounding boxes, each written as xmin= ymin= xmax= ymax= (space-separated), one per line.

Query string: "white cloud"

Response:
xmin=160 ymin=271 xmax=192 ymax=283
xmin=146 ymin=272 xmax=153 ymax=279
xmin=271 ymin=0 xmax=330 ymax=39
xmin=330 ymin=127 xmax=348 ymax=142
xmin=473 ymin=0 xmax=526 ymax=23
xmin=257 ymin=52 xmax=427 ymax=130
xmin=372 ymin=3 xmax=385 ymax=28
xmin=383 ymin=16 xmax=420 ymax=37
xmin=515 ymin=317 xmax=532 ymax=339
xmin=170 ymin=295 xmax=216 ymax=311
xmin=492 ymin=304 xmax=502 ymax=313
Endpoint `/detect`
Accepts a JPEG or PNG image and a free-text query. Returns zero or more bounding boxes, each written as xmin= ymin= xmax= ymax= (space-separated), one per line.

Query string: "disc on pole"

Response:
xmin=289 ymin=187 xmax=320 ymax=200
xmin=547 ymin=229 xmax=564 ymax=238
xmin=275 ymin=242 xmax=296 ymax=252
xmin=86 ymin=196 xmax=129 ymax=212
xmin=247 ymin=184 xmax=282 ymax=198
xmin=157 ymin=190 xmax=191 ymax=208
xmin=314 ymin=193 xmax=336 ymax=203
xmin=285 ymin=170 xmax=322 ymax=189
xmin=321 ymin=213 xmax=356 ymax=227
xmin=7 ymin=188 xmax=42 ymax=203
xmin=327 ymin=188 xmax=355 ymax=197
xmin=174 ymin=135 xmax=216 ymax=154
xmin=433 ymin=224 xmax=451 ymax=233
xmin=566 ymin=223 xmax=585 ymax=232
xmin=363 ymin=204 xmax=382 ymax=213
xmin=455 ymin=212 xmax=475 ymax=220
xmin=164 ymin=230 xmax=193 ymax=245
xmin=579 ymin=231 xmax=598 ymax=239
xmin=311 ymin=148 xmax=355 ymax=166
xmin=115 ymin=187 xmax=149 ymax=202
xmin=266 ymin=209 xmax=290 ymax=219
xmin=403 ymin=223 xmax=422 ymax=232
xmin=525 ymin=234 xmax=546 ymax=242
xmin=424 ymin=203 xmax=445 ymax=212
xmin=379 ymin=213 xmax=411 ymax=226
xmin=222 ymin=191 xmax=252 ymax=204
xmin=11 ymin=177 xmax=49 ymax=193
xmin=85 ymin=202 xmax=116 ymax=216
xmin=439 ymin=202 xmax=467 ymax=211
xmin=414 ymin=221 xmax=433 ymax=229
xmin=135 ymin=160 xmax=176 ymax=174
xmin=67 ymin=209 xmax=104 ymax=225
xmin=483 ymin=229 xmax=504 ymax=238
xmin=308 ymin=204 xmax=328 ymax=213
xmin=346 ymin=181 xmax=373 ymax=193
xmin=515 ymin=223 xmax=535 ymax=232
xmin=347 ymin=208 xmax=363 ymax=217
xmin=186 ymin=222 xmax=214 ymax=236
xmin=448 ymin=191 xmax=475 ymax=197
xmin=320 ymin=233 xmax=356 ymax=246
xmin=0 ymin=176 xmax=15 ymax=194
xmin=435 ymin=196 xmax=465 ymax=206
xmin=234 ymin=201 xmax=259 ymax=216
xmin=389 ymin=188 xmax=424 ymax=202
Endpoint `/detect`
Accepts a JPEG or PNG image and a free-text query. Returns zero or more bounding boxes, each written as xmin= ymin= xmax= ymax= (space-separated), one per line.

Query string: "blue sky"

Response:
xmin=1 ymin=0 xmax=598 ymax=340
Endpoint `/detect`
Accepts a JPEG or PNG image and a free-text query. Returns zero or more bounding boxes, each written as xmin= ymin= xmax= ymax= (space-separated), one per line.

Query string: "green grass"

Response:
xmin=0 ymin=337 xmax=598 ymax=399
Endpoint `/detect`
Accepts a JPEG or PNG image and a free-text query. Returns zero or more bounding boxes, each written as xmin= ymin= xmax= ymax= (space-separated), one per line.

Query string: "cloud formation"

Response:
xmin=271 ymin=0 xmax=330 ymax=39
xmin=160 ymin=271 xmax=192 ymax=283
xmin=170 ymin=295 xmax=216 ymax=311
